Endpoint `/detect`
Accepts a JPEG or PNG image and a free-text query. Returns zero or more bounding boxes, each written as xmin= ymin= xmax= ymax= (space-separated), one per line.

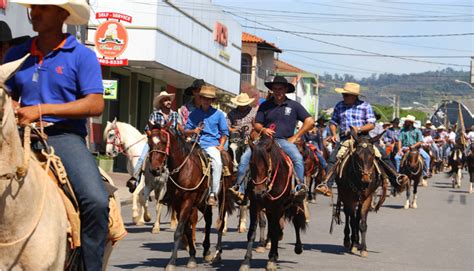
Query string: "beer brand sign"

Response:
xmin=94 ymin=12 xmax=131 ymax=66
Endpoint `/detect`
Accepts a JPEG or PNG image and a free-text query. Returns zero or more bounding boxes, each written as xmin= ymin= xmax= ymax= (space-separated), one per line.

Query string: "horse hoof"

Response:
xmin=360 ymin=250 xmax=368 ymax=258
xmin=187 ymin=259 xmax=197 ymax=269
xmin=294 ymin=244 xmax=303 ymax=255
xmin=239 ymin=264 xmax=250 ymax=271
xmin=310 ymin=199 xmax=316 ymax=204
xmin=165 ymin=265 xmax=176 ymax=271
xmin=403 ymin=203 xmax=409 ymax=209
xmin=144 ymin=213 xmax=152 ymax=223
xmin=204 ymin=252 xmax=213 ymax=263
xmin=135 ymin=221 xmax=145 ymax=226
xmin=411 ymin=203 xmax=418 ymax=209
xmin=170 ymin=223 xmax=177 ymax=231
xmin=266 ymin=261 xmax=277 ymax=271
xmin=266 ymin=242 xmax=272 ymax=250
xmin=132 ymin=216 xmax=140 ymax=225
xmin=351 ymin=246 xmax=359 ymax=254
xmin=343 ymin=240 xmax=351 ymax=248
xmin=255 ymin=246 xmax=266 ymax=254
xmin=152 ymin=227 xmax=160 ymax=234
xmin=238 ymin=226 xmax=247 ymax=233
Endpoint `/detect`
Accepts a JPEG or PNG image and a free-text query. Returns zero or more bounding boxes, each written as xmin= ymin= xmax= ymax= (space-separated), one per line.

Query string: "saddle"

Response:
xmin=400 ymin=150 xmax=424 ymax=169
xmin=336 ymin=139 xmax=383 ymax=179
xmin=31 ymin=139 xmax=127 ymax=249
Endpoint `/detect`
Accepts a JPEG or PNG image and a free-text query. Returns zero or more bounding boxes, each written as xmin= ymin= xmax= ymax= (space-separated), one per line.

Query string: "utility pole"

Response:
xmin=314 ymin=74 xmax=319 ymax=119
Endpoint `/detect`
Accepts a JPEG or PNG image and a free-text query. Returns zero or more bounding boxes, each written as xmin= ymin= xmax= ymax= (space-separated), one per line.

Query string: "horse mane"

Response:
xmin=252 ymin=136 xmax=287 ymax=173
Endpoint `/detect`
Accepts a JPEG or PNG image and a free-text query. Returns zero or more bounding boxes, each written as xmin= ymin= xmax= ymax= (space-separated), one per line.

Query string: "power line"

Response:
xmin=242 ymin=26 xmax=474 ymax=38
xmin=228 ymin=11 xmax=471 ymax=68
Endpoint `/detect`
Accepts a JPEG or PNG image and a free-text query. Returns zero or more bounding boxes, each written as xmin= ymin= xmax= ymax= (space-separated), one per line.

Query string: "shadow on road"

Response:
xmin=381 ymin=204 xmax=404 ymax=209
xmin=304 ymin=243 xmax=348 ymax=255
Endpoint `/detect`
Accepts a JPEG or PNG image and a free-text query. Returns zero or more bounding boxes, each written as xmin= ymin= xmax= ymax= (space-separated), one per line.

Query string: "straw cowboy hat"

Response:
xmin=199 ymin=85 xmax=217 ymax=99
xmin=335 ymin=82 xmax=361 ymax=96
xmin=264 ymin=76 xmax=295 ymax=93
xmin=231 ymin=93 xmax=254 ymax=106
xmin=11 ymin=0 xmax=90 ymax=25
xmin=0 ymin=21 xmax=30 ymax=45
xmin=425 ymin=120 xmax=432 ymax=125
xmin=153 ymin=91 xmax=175 ymax=108
xmin=403 ymin=115 xmax=417 ymax=123
xmin=437 ymin=125 xmax=446 ymax=130
xmin=184 ymin=79 xmax=206 ymax=96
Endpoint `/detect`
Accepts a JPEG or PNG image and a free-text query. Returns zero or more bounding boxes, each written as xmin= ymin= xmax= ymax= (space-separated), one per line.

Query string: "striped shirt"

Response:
xmin=330 ymin=99 xmax=376 ymax=135
xmin=144 ymin=109 xmax=180 ymax=131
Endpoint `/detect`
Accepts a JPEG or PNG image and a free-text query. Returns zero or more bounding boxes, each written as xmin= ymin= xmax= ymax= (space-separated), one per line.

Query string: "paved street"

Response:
xmin=108 ymin=171 xmax=473 ymax=270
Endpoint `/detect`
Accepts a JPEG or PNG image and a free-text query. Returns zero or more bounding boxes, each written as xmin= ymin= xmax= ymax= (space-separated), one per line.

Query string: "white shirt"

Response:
xmin=448 ymin=131 xmax=456 ymax=142
xmin=423 ymin=135 xmax=433 ymax=145
xmin=467 ymin=131 xmax=474 ymax=143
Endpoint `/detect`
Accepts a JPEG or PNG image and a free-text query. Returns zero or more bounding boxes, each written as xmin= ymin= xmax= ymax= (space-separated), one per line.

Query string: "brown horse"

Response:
xmin=400 ymin=149 xmax=423 ymax=209
xmin=147 ymin=123 xmax=235 ymax=271
xmin=240 ymin=136 xmax=307 ymax=271
xmin=295 ymin=139 xmax=326 ymax=204
xmin=447 ymin=145 xmax=465 ymax=189
xmin=335 ymin=128 xmax=387 ymax=258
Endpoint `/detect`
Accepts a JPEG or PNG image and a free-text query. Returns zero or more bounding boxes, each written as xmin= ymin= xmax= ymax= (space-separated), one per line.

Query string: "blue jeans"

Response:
xmin=395 ymin=148 xmax=430 ymax=177
xmin=45 ymin=133 xmax=109 ymax=270
xmin=132 ymin=144 xmax=149 ymax=178
xmin=236 ymin=146 xmax=251 ymax=194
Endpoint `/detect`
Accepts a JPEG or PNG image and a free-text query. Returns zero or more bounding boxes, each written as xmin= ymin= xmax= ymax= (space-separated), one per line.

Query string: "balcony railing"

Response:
xmin=241 ymin=73 xmax=251 ymax=83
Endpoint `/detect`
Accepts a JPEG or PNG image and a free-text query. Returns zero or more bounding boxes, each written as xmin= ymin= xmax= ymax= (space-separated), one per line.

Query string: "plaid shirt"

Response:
xmin=398 ymin=127 xmax=423 ymax=148
xmin=330 ymin=99 xmax=376 ymax=135
xmin=384 ymin=127 xmax=400 ymax=144
xmin=144 ymin=109 xmax=180 ymax=131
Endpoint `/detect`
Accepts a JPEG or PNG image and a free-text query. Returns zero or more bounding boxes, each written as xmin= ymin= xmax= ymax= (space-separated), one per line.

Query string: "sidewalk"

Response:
xmin=106 ymin=171 xmax=133 ymax=206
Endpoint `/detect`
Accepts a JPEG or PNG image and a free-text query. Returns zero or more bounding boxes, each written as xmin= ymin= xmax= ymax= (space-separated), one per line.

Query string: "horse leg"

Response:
xmin=343 ymin=205 xmax=351 ymax=249
xmin=152 ymin=184 xmax=165 ymax=234
xmin=457 ymin=167 xmax=462 ymax=188
xmin=359 ymin=197 xmax=372 ymax=257
xmin=256 ymin=211 xmax=267 ymax=253
xmin=142 ymin=184 xmax=152 ymax=223
xmin=184 ymin=220 xmax=197 ymax=269
xmin=166 ymin=205 xmax=192 ymax=271
xmin=222 ymin=212 xmax=228 ymax=235
xmin=266 ymin=212 xmax=281 ymax=271
xmin=203 ymin=207 xmax=213 ymax=263
xmin=293 ymin=206 xmax=305 ymax=255
xmin=240 ymin=202 xmax=259 ymax=271
xmin=170 ymin=209 xmax=178 ymax=231
xmin=131 ymin=186 xmax=142 ymax=225
xmin=404 ymin=178 xmax=411 ymax=209
xmin=411 ymin=177 xmax=419 ymax=209
xmin=303 ymin=198 xmax=310 ymax=223
xmin=238 ymin=205 xmax=248 ymax=233
xmin=351 ymin=203 xmax=361 ymax=254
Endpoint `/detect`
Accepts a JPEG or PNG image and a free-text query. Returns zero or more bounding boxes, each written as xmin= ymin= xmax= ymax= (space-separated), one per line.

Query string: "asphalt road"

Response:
xmin=108 ymin=171 xmax=473 ymax=271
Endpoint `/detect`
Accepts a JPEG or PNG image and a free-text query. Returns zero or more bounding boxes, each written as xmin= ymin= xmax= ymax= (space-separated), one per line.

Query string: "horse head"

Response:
xmin=229 ymin=126 xmax=250 ymax=168
xmin=248 ymin=136 xmax=277 ymax=197
xmin=147 ymin=121 xmax=172 ymax=176
xmin=350 ymin=126 xmax=383 ymax=184
xmin=407 ymin=149 xmax=421 ymax=172
xmin=104 ymin=118 xmax=122 ymax=157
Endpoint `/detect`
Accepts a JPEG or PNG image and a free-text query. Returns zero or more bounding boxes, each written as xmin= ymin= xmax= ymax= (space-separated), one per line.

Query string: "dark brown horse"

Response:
xmin=400 ymin=149 xmax=423 ymax=209
xmin=447 ymin=145 xmax=465 ymax=189
xmin=147 ymin=123 xmax=235 ymax=271
xmin=335 ymin=128 xmax=387 ymax=257
xmin=295 ymin=139 xmax=326 ymax=205
xmin=467 ymin=144 xmax=474 ymax=193
xmin=240 ymin=136 xmax=307 ymax=271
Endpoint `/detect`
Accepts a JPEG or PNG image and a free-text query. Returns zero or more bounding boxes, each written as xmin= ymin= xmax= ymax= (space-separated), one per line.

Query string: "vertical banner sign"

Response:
xmin=94 ymin=12 xmax=132 ymax=66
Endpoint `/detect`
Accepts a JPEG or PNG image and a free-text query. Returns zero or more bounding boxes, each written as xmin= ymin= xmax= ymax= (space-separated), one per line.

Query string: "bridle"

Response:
xmin=106 ymin=125 xmax=146 ymax=157
xmin=148 ymin=128 xmax=171 ymax=170
xmin=352 ymin=142 xmax=376 ymax=180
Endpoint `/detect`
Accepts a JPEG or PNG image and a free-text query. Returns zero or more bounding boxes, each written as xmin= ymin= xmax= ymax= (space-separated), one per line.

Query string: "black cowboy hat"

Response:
xmin=391 ymin=117 xmax=400 ymax=123
xmin=184 ymin=79 xmax=206 ymax=96
xmin=264 ymin=76 xmax=295 ymax=93
xmin=0 ymin=21 xmax=29 ymax=46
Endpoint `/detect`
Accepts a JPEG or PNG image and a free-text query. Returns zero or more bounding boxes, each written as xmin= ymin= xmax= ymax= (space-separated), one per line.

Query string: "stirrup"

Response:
xmin=315 ymin=183 xmax=332 ymax=197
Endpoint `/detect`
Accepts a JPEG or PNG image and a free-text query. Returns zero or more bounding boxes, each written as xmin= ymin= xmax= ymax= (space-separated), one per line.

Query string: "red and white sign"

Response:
xmin=94 ymin=12 xmax=131 ymax=67
xmin=213 ymin=22 xmax=228 ymax=47
xmin=1 ymin=0 xmax=7 ymax=9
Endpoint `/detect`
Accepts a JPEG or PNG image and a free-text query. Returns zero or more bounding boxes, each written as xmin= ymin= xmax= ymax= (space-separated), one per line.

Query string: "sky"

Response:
xmin=214 ymin=0 xmax=474 ymax=79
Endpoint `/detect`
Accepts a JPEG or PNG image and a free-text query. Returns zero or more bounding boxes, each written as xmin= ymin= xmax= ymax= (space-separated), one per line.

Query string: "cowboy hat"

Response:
xmin=391 ymin=117 xmax=400 ymax=123
xmin=425 ymin=120 xmax=432 ymax=125
xmin=264 ymin=76 xmax=295 ymax=93
xmin=403 ymin=115 xmax=416 ymax=123
xmin=153 ymin=91 xmax=175 ymax=109
xmin=10 ymin=0 xmax=90 ymax=25
xmin=335 ymin=82 xmax=361 ymax=96
xmin=230 ymin=93 xmax=254 ymax=106
xmin=0 ymin=21 xmax=30 ymax=45
xmin=199 ymin=85 xmax=217 ymax=99
xmin=437 ymin=125 xmax=446 ymax=130
xmin=184 ymin=79 xmax=206 ymax=96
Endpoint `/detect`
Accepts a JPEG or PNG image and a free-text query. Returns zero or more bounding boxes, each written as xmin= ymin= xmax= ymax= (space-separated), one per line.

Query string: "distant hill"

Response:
xmin=318 ymin=68 xmax=473 ymax=110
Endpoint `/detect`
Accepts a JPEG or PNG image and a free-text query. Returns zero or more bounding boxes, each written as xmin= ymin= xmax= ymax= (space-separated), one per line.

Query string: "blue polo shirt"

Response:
xmin=185 ymin=107 xmax=229 ymax=149
xmin=256 ymin=98 xmax=311 ymax=139
xmin=5 ymin=34 xmax=103 ymax=137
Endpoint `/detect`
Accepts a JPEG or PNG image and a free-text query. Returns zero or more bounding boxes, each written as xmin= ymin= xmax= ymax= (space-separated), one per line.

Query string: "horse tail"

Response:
xmin=374 ymin=179 xmax=388 ymax=212
xmin=285 ymin=202 xmax=308 ymax=233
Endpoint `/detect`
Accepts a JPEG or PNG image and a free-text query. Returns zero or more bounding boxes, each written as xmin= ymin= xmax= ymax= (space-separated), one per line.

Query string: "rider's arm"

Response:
xmin=292 ymin=116 xmax=315 ymax=140
xmin=16 ymin=94 xmax=104 ymax=126
xmin=254 ymin=122 xmax=273 ymax=137
xmin=357 ymin=123 xmax=375 ymax=134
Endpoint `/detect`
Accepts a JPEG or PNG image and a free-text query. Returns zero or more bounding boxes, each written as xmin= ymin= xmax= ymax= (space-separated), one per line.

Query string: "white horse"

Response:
xmin=0 ymin=56 xmax=117 ymax=269
xmin=104 ymin=120 xmax=176 ymax=233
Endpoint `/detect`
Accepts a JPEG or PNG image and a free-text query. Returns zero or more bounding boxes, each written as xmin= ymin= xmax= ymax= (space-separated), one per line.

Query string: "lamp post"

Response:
xmin=454 ymin=79 xmax=474 ymax=90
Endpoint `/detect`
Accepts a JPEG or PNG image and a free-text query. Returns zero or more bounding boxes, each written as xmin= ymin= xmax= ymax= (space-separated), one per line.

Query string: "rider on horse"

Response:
xmin=302 ymin=123 xmax=328 ymax=170
xmin=394 ymin=115 xmax=431 ymax=178
xmin=126 ymin=91 xmax=180 ymax=192
xmin=230 ymin=76 xmax=314 ymax=200
xmin=184 ymin=86 xmax=229 ymax=206
xmin=179 ymin=79 xmax=205 ymax=126
xmin=5 ymin=1 xmax=108 ymax=269
xmin=315 ymin=83 xmax=407 ymax=197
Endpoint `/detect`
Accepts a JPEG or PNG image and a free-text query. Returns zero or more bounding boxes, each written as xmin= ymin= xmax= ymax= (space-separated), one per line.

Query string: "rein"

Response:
xmin=107 ymin=126 xmax=146 ymax=157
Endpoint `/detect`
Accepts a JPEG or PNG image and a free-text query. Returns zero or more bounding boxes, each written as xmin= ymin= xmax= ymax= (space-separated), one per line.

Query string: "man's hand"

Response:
xmin=216 ymin=145 xmax=225 ymax=152
xmin=262 ymin=128 xmax=275 ymax=137
xmin=194 ymin=126 xmax=203 ymax=135
xmin=329 ymin=135 xmax=338 ymax=143
xmin=16 ymin=105 xmax=40 ymax=126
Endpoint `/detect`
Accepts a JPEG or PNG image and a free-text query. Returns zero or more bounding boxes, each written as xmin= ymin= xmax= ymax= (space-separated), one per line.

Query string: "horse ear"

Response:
xmin=148 ymin=120 xmax=156 ymax=130
xmin=350 ymin=126 xmax=359 ymax=142
xmin=370 ymin=130 xmax=386 ymax=144
xmin=112 ymin=118 xmax=117 ymax=124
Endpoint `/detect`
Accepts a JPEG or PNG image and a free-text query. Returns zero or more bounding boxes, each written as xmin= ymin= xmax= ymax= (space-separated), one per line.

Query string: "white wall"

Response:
xmin=0 ymin=3 xmax=35 ymax=38
xmin=88 ymin=0 xmax=242 ymax=95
